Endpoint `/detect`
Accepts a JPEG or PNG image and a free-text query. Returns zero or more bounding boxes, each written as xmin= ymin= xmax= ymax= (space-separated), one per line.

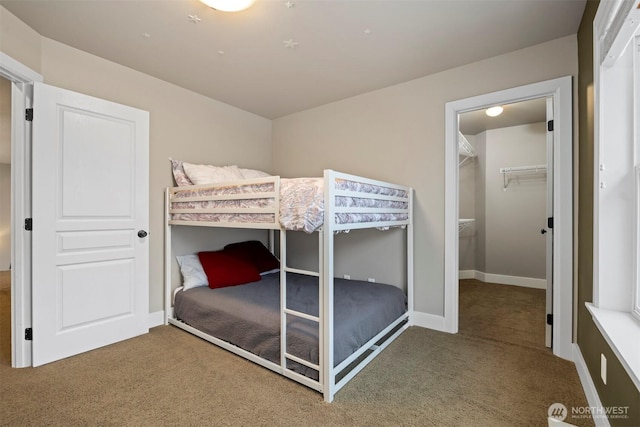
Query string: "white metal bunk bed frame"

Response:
xmin=163 ymin=169 xmax=413 ymax=402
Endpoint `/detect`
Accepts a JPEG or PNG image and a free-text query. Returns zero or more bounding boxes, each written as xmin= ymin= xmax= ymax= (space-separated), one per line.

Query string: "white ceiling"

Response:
xmin=1 ymin=0 xmax=586 ymax=120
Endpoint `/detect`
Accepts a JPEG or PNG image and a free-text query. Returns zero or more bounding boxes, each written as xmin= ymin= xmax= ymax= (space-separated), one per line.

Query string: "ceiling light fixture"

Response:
xmin=200 ymin=0 xmax=255 ymax=12
xmin=485 ymin=106 xmax=504 ymax=117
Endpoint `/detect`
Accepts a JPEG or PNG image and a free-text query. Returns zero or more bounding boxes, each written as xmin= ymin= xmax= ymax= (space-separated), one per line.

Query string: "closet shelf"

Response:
xmin=458 ymin=131 xmax=476 ymax=167
xmin=459 ymin=218 xmax=475 ymax=232
xmin=499 ymin=164 xmax=546 ymax=190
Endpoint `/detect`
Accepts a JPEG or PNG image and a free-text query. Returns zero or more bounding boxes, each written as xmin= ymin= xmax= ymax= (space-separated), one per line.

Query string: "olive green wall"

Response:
xmin=577 ymin=2 xmax=640 ymax=425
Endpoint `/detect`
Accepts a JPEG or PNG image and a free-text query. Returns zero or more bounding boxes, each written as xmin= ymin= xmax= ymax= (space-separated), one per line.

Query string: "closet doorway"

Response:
xmin=444 ymin=77 xmax=573 ymax=361
xmin=457 ymin=97 xmax=552 ymax=350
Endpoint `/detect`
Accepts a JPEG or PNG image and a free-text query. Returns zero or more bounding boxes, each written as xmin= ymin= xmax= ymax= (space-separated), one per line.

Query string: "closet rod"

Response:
xmin=500 ymin=164 xmax=547 ymax=190
xmin=499 ymin=164 xmax=546 ymax=174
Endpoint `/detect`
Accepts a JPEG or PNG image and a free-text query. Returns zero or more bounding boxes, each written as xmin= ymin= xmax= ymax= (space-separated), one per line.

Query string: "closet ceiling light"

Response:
xmin=485 ymin=106 xmax=504 ymax=117
xmin=200 ymin=0 xmax=255 ymax=12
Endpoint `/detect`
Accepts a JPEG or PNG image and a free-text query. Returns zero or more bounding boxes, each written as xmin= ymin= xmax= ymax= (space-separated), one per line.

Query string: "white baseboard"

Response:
xmin=573 ymin=344 xmax=610 ymax=427
xmin=459 ymin=270 xmax=547 ymax=289
xmin=411 ymin=311 xmax=448 ymax=332
xmin=459 ymin=270 xmax=475 ymax=279
xmin=148 ymin=310 xmax=165 ymax=328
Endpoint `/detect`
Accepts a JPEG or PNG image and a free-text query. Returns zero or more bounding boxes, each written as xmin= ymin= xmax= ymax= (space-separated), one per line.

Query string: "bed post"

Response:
xmin=268 ymin=229 xmax=275 ymax=254
xmin=322 ymin=170 xmax=335 ymax=403
xmin=164 ymin=188 xmax=172 ymax=325
xmin=279 ymin=228 xmax=287 ymax=371
xmin=407 ymin=188 xmax=414 ymax=324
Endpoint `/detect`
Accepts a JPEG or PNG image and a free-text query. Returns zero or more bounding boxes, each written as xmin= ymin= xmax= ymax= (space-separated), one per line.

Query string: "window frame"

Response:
xmin=635 ymin=163 xmax=640 ymax=320
xmin=593 ymin=4 xmax=638 ymax=313
xmin=634 ymin=34 xmax=640 ymax=321
xmin=590 ymin=0 xmax=640 ymax=391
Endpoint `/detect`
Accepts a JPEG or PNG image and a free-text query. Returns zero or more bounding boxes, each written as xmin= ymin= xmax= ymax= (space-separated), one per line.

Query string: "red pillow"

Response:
xmin=224 ymin=240 xmax=280 ymax=273
xmin=197 ymin=251 xmax=261 ymax=289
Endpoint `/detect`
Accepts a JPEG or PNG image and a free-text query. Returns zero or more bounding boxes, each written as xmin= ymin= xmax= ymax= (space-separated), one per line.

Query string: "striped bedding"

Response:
xmin=170 ymin=177 xmax=408 ymax=233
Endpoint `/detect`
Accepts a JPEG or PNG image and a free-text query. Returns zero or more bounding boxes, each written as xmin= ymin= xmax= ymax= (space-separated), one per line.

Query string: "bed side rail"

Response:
xmin=166 ymin=176 xmax=281 ymax=229
xmin=324 ymin=169 xmax=413 ymax=232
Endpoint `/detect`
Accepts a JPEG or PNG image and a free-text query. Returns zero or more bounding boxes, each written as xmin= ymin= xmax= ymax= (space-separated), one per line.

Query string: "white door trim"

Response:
xmin=444 ymin=76 xmax=574 ymax=361
xmin=545 ymin=96 xmax=554 ymax=348
xmin=0 ymin=51 xmax=43 ymax=368
xmin=0 ymin=53 xmax=42 ymax=83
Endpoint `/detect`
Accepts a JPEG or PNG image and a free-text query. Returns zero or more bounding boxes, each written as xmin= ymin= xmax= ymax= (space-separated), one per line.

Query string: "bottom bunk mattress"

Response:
xmin=173 ymin=272 xmax=407 ymax=379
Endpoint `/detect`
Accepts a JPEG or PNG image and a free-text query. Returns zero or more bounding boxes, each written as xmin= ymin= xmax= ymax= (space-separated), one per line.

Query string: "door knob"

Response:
xmin=541 ymin=229 xmax=547 ymax=234
xmin=137 ymin=230 xmax=148 ymax=238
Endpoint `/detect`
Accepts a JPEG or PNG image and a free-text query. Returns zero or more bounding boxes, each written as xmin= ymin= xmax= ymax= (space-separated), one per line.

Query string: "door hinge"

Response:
xmin=547 ymin=120 xmax=554 ymax=132
xmin=546 ymin=314 xmax=553 ymax=326
xmin=25 ymin=328 xmax=32 ymax=341
xmin=547 ymin=217 xmax=554 ymax=229
xmin=25 ymin=108 xmax=33 ymax=122
xmin=24 ymin=218 xmax=32 ymax=231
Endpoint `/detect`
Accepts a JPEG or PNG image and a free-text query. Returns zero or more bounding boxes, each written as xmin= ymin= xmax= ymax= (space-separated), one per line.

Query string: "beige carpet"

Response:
xmin=459 ymin=279 xmax=547 ymax=350
xmin=0 ymin=278 xmax=593 ymax=427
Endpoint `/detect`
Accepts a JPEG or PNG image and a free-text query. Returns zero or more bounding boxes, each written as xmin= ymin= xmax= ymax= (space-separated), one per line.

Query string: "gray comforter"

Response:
xmin=174 ymin=272 xmax=407 ymax=379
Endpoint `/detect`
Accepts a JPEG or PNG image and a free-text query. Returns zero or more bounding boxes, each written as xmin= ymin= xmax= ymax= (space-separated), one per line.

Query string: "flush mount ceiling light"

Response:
xmin=200 ymin=0 xmax=255 ymax=12
xmin=485 ymin=106 xmax=504 ymax=117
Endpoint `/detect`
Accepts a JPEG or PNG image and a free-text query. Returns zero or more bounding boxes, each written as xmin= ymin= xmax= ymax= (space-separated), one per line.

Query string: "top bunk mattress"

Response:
xmin=173 ymin=272 xmax=407 ymax=379
xmin=169 ymin=175 xmax=410 ymax=233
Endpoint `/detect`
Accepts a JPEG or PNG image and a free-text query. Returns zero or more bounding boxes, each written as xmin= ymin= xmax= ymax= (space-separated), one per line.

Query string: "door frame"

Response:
xmin=545 ymin=96 xmax=554 ymax=348
xmin=444 ymin=76 xmax=573 ymax=361
xmin=0 ymin=52 xmax=43 ymax=367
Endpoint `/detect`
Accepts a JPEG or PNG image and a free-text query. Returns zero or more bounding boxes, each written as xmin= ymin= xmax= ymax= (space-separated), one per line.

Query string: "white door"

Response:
xmin=544 ymin=97 xmax=554 ymax=348
xmin=31 ymin=82 xmax=149 ymax=366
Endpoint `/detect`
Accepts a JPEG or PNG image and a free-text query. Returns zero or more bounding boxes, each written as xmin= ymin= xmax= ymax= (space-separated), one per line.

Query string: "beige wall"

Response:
xmin=1 ymin=6 xmax=273 ymax=312
xmin=38 ymin=39 xmax=273 ymax=312
xmin=1 ymin=4 xmax=578 ymax=319
xmin=272 ymin=35 xmax=578 ymax=315
xmin=0 ymin=7 xmax=41 ymax=73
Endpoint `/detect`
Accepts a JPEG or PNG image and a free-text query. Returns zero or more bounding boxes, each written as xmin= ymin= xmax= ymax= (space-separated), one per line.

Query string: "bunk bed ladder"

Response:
xmin=279 ymin=229 xmax=324 ymax=389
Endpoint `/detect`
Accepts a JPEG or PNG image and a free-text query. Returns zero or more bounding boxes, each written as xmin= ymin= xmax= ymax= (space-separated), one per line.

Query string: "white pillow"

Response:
xmin=239 ymin=168 xmax=271 ymax=179
xmin=182 ymin=163 xmax=245 ymax=185
xmin=176 ymin=254 xmax=208 ymax=290
xmin=169 ymin=158 xmax=194 ymax=186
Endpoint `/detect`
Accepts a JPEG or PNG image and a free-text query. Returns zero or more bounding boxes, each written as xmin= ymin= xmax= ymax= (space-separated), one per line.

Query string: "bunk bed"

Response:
xmin=164 ymin=167 xmax=414 ymax=402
